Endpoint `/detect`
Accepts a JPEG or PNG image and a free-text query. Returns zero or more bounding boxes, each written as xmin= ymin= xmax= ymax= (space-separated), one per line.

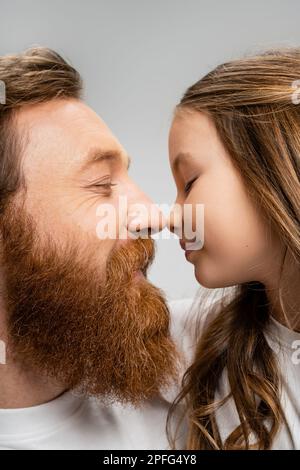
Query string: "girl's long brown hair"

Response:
xmin=168 ymin=48 xmax=300 ymax=450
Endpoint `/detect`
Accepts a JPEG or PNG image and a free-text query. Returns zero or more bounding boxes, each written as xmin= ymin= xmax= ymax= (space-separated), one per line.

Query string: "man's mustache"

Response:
xmin=106 ymin=238 xmax=156 ymax=283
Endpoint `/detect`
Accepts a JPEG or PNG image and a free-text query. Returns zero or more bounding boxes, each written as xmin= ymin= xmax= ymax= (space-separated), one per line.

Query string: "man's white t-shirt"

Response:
xmin=0 ymin=299 xmax=192 ymax=450
xmin=0 ymin=297 xmax=300 ymax=449
xmin=0 ymin=392 xmax=174 ymax=450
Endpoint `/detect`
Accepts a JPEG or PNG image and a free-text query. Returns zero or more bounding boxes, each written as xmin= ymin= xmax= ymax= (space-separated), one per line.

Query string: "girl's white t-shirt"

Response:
xmin=168 ymin=298 xmax=300 ymax=450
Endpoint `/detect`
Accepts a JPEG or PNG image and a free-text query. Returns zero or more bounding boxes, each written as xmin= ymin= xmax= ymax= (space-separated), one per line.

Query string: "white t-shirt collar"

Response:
xmin=0 ymin=390 xmax=83 ymax=438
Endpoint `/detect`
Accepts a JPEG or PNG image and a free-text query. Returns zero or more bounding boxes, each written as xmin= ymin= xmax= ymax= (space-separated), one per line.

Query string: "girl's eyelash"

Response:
xmin=184 ymin=177 xmax=197 ymax=194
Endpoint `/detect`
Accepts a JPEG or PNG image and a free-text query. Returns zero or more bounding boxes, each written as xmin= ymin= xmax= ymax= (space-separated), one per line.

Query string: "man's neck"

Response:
xmin=0 ymin=286 xmax=66 ymax=408
xmin=0 ymin=360 xmax=66 ymax=409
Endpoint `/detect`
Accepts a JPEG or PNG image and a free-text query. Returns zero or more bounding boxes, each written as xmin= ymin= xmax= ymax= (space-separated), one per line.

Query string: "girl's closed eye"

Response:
xmin=184 ymin=176 xmax=198 ymax=194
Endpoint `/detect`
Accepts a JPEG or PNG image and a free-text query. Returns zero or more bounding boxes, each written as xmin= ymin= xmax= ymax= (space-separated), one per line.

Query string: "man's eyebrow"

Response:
xmin=80 ymin=148 xmax=131 ymax=171
xmin=172 ymin=152 xmax=192 ymax=172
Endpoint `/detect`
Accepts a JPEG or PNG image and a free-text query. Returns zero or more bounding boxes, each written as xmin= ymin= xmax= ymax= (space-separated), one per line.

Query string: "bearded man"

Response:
xmin=0 ymin=47 xmax=187 ymax=450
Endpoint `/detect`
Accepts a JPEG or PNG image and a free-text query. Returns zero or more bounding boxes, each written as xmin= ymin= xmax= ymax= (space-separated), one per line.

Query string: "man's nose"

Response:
xmin=126 ymin=182 xmax=166 ymax=237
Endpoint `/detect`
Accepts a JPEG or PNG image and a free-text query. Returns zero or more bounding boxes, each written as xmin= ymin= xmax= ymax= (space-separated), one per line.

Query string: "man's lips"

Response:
xmin=132 ymin=269 xmax=146 ymax=281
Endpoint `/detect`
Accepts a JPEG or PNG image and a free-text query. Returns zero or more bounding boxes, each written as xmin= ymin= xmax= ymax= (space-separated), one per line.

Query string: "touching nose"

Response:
xmin=126 ymin=181 xmax=166 ymax=238
xmin=167 ymin=197 xmax=183 ymax=237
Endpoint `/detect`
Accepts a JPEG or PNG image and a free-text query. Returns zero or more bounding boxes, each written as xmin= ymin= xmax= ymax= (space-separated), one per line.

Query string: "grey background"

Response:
xmin=1 ymin=0 xmax=300 ymax=301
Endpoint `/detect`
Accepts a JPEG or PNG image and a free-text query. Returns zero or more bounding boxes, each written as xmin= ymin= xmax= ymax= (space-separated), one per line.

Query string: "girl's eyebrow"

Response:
xmin=172 ymin=151 xmax=192 ymax=173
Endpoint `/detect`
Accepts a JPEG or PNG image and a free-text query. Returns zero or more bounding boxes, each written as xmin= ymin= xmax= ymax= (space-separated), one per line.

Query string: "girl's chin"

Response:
xmin=194 ymin=265 xmax=238 ymax=289
xmin=194 ymin=263 xmax=222 ymax=289
xmin=185 ymin=250 xmax=231 ymax=288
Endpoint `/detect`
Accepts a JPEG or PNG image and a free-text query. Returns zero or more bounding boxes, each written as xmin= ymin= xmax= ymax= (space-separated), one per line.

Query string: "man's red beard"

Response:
xmin=0 ymin=200 xmax=179 ymax=406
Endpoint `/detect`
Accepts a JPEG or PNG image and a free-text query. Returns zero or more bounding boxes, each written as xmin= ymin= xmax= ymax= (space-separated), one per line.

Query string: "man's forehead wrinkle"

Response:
xmin=16 ymin=99 xmax=109 ymax=140
xmin=20 ymin=125 xmax=76 ymax=181
xmin=15 ymin=101 xmax=128 ymax=177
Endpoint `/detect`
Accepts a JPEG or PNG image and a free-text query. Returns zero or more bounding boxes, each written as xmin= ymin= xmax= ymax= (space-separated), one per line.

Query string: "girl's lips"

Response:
xmin=180 ymin=239 xmax=203 ymax=252
xmin=185 ymin=250 xmax=194 ymax=260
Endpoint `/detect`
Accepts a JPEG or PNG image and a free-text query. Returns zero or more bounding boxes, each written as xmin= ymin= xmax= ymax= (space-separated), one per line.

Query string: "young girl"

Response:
xmin=167 ymin=48 xmax=300 ymax=450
